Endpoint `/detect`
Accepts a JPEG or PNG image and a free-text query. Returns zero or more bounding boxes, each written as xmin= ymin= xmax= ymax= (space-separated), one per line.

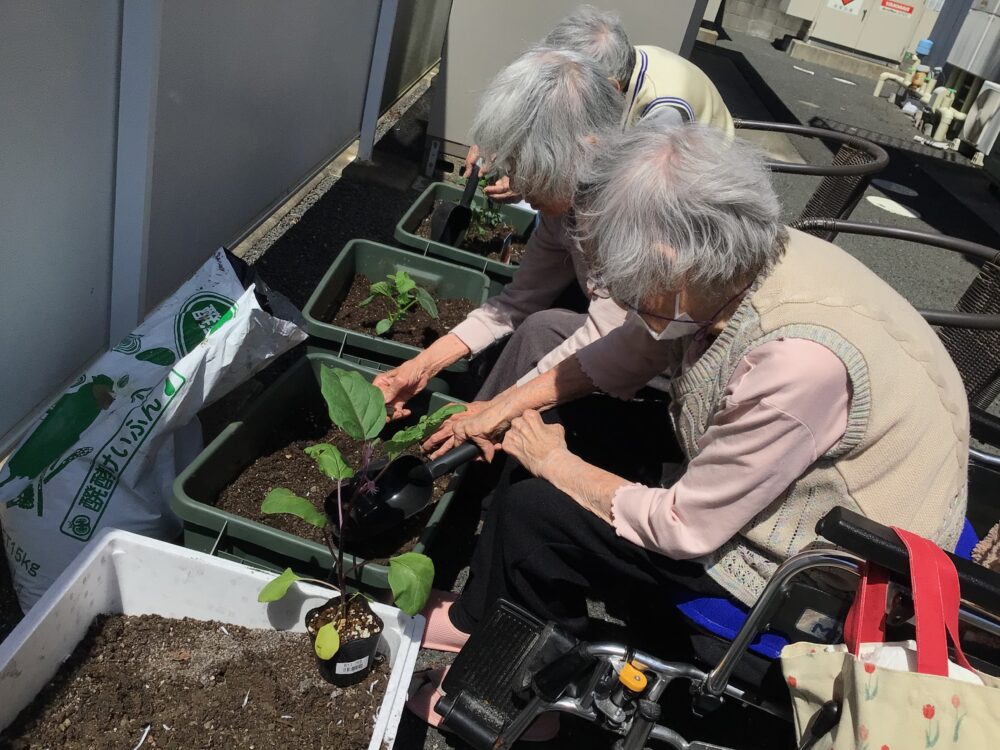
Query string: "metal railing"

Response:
xmin=735 ymin=119 xmax=889 ymax=241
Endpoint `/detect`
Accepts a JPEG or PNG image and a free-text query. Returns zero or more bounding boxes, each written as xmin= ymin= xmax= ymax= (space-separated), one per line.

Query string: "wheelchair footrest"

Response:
xmin=437 ymin=599 xmax=576 ymax=750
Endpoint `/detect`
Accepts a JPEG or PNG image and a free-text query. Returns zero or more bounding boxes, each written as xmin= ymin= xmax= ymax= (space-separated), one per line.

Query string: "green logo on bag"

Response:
xmin=1 ymin=374 xmax=116 ymax=518
xmin=174 ymin=292 xmax=237 ymax=356
xmin=59 ymin=369 xmax=187 ymax=542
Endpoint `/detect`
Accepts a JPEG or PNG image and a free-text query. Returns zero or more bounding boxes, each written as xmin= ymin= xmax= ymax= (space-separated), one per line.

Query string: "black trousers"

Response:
xmin=449 ymin=395 xmax=728 ymax=636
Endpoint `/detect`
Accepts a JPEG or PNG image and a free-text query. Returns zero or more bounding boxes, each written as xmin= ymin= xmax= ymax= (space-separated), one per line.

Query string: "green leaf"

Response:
xmin=319 ymin=367 xmax=387 ymax=441
xmin=413 ymin=287 xmax=438 ymax=319
xmin=304 ymin=443 xmax=354 ymax=481
xmin=382 ymin=403 xmax=466 ymax=459
xmin=258 ymin=567 xmax=302 ymax=602
xmin=427 ymin=402 xmax=466 ymax=424
xmin=393 ymin=271 xmax=416 ymax=296
xmin=388 ymin=552 xmax=434 ymax=615
xmin=261 ymin=488 xmax=327 ymax=528
xmin=368 ymin=281 xmax=392 ymax=298
xmin=375 ymin=318 xmax=393 ymax=336
xmin=314 ymin=622 xmax=341 ymax=660
xmin=359 ymin=295 xmax=374 ymax=307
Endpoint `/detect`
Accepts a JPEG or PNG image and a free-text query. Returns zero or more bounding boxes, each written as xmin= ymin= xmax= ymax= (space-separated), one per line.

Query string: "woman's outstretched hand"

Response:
xmin=422 ymin=400 xmax=509 ymax=462
xmin=502 ymin=410 xmax=569 ymax=477
xmin=373 ymin=360 xmax=428 ymax=421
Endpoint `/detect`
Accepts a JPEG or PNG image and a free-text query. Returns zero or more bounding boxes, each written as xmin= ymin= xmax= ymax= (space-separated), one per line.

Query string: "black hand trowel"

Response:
xmin=327 ymin=442 xmax=482 ymax=541
xmin=430 ymin=163 xmax=481 ymax=247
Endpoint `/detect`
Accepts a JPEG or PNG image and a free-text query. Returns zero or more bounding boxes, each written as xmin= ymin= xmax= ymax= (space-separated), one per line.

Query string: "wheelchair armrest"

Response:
xmin=816 ymin=508 xmax=1000 ymax=614
xmin=972 ymin=407 xmax=1000 ymax=447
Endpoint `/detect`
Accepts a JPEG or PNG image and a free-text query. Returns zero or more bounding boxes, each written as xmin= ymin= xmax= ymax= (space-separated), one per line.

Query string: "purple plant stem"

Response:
xmin=336 ymin=479 xmax=346 ymax=617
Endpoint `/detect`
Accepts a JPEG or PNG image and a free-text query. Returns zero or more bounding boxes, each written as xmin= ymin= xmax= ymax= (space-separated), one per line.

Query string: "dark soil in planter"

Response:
xmin=215 ymin=401 xmax=450 ymax=564
xmin=0 ymin=613 xmax=389 ymax=750
xmin=415 ymin=200 xmax=528 ymax=264
xmin=325 ymin=274 xmax=477 ymax=349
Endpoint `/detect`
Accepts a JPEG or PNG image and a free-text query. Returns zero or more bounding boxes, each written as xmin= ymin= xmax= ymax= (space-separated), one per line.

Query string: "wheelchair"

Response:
xmin=432 ymin=508 xmax=1000 ymax=750
xmin=432 ymin=220 xmax=1000 ymax=749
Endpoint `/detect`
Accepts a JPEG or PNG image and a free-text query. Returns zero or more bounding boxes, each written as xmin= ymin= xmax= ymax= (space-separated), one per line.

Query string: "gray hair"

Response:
xmin=542 ymin=5 xmax=635 ymax=89
xmin=575 ymin=122 xmax=787 ymax=306
xmin=470 ymin=47 xmax=623 ymax=205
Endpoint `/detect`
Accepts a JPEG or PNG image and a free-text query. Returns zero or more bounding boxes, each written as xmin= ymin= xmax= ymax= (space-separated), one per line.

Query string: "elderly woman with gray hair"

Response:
xmin=467 ymin=4 xmax=734 ymax=202
xmin=376 ymin=45 xmax=634 ymax=412
xmin=407 ymin=123 xmax=969 ymax=731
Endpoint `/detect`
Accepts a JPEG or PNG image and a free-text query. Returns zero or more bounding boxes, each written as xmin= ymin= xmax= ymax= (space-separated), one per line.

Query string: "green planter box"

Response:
xmin=394 ymin=182 xmax=536 ymax=282
xmin=302 ymin=240 xmax=491 ymax=370
xmin=171 ymin=351 xmax=465 ymax=592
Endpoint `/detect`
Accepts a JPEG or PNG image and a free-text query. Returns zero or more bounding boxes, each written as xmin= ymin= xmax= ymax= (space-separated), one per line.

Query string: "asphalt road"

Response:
xmin=697 ymin=33 xmax=1000 ymax=314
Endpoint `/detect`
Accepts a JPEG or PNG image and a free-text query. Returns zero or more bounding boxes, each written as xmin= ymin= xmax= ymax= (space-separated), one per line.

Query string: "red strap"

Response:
xmin=843 ymin=528 xmax=973 ymax=677
xmin=892 ymin=527 xmax=974 ymax=675
xmin=844 ymin=561 xmax=890 ymax=654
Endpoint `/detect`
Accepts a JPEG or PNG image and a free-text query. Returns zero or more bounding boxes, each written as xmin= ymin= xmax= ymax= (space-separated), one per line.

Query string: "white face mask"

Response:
xmin=627 ymin=295 xmax=703 ymax=341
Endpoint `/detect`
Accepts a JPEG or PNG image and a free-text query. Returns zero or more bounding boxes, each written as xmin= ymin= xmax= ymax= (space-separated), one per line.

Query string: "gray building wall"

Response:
xmin=144 ymin=0 xmax=381 ymax=314
xmin=722 ymin=0 xmax=810 ymax=41
xmin=381 ymin=0 xmax=453 ymax=112
xmin=0 ymin=1 xmax=122 ymax=442
xmin=429 ymin=0 xmax=709 ymax=156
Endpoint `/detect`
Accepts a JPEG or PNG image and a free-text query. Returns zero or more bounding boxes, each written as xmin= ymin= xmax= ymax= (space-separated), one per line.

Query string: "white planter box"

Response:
xmin=0 ymin=529 xmax=425 ymax=750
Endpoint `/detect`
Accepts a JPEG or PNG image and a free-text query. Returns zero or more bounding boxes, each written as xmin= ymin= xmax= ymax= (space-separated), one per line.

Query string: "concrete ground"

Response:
xmin=695 ymin=33 xmax=1000 ymax=315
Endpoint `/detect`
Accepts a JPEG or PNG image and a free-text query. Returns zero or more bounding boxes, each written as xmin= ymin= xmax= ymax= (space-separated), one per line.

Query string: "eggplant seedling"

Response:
xmin=463 ymin=173 xmax=507 ymax=243
xmin=360 ymin=270 xmax=438 ymax=336
xmin=256 ymin=366 xmax=463 ymax=676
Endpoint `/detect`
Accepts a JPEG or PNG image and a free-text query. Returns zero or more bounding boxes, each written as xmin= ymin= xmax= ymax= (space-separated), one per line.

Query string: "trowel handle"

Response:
xmin=460 ymin=163 xmax=481 ymax=208
xmin=423 ymin=441 xmax=482 ymax=480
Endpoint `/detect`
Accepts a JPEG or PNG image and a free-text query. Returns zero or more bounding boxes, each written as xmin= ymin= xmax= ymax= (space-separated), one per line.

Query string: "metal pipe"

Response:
xmin=934 ymin=105 xmax=967 ymax=141
xmin=648 ymin=724 xmax=695 ymax=749
xmin=970 ymin=447 xmax=1000 ymax=469
xmin=733 ymin=120 xmax=889 ymax=177
xmin=357 ymin=0 xmax=399 ymax=161
xmin=703 ymin=550 xmax=864 ymax=697
xmin=791 ymin=219 xmax=1000 ymax=265
xmin=874 ymin=71 xmax=910 ymax=98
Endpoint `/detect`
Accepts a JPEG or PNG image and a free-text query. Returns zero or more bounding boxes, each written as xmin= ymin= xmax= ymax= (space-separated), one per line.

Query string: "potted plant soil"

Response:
xmin=171 ymin=352 xmax=466 ymax=591
xmin=302 ymin=240 xmax=491 ymax=369
xmin=252 ymin=363 xmax=446 ymax=685
xmin=0 ymin=530 xmax=424 ymax=750
xmin=394 ymin=182 xmax=537 ymax=281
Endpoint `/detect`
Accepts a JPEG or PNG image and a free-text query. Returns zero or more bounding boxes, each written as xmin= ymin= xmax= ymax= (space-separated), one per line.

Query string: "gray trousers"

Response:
xmin=475 ymin=309 xmax=585 ymax=400
xmin=475 ymin=309 xmax=672 ymax=401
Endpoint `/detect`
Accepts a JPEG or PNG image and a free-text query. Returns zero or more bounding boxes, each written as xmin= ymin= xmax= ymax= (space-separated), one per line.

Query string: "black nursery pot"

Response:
xmin=305 ymin=595 xmax=385 ymax=687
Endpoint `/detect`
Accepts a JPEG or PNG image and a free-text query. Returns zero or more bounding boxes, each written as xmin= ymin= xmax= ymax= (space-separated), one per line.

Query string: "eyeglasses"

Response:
xmin=590 ymin=282 xmax=753 ymax=328
xmin=589 ymin=287 xmax=687 ymax=323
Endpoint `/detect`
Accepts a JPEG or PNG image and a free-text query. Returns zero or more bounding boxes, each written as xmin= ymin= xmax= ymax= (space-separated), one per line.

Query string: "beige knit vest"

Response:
xmin=670 ymin=228 xmax=969 ymax=606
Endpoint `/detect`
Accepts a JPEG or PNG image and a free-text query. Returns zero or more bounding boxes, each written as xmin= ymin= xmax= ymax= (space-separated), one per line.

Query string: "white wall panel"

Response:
xmin=380 ymin=0 xmax=453 ymax=111
xmin=144 ymin=0 xmax=381 ymax=312
xmin=0 ymin=1 xmax=121 ymax=439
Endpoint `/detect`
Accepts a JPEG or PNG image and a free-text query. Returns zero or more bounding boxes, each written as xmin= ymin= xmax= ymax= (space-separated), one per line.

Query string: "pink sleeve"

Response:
xmin=572 ymin=318 xmax=679 ymax=399
xmin=611 ymin=338 xmax=850 ymax=559
xmin=450 ymin=213 xmax=579 ymax=355
xmin=514 ymin=296 xmax=629 ymax=386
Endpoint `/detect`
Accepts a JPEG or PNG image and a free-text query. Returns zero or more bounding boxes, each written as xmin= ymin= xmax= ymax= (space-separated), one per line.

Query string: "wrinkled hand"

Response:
xmin=463 ymin=145 xmax=480 ymax=180
xmin=373 ymin=361 xmax=428 ymax=421
xmin=463 ymin=144 xmax=522 ymax=203
xmin=422 ymin=400 xmax=508 ymax=462
xmin=482 ymin=175 xmax=521 ymax=203
xmin=502 ymin=410 xmax=568 ymax=477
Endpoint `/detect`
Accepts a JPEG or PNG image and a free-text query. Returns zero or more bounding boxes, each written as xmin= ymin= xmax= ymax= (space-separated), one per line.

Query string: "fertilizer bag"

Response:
xmin=0 ymin=249 xmax=306 ymax=609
